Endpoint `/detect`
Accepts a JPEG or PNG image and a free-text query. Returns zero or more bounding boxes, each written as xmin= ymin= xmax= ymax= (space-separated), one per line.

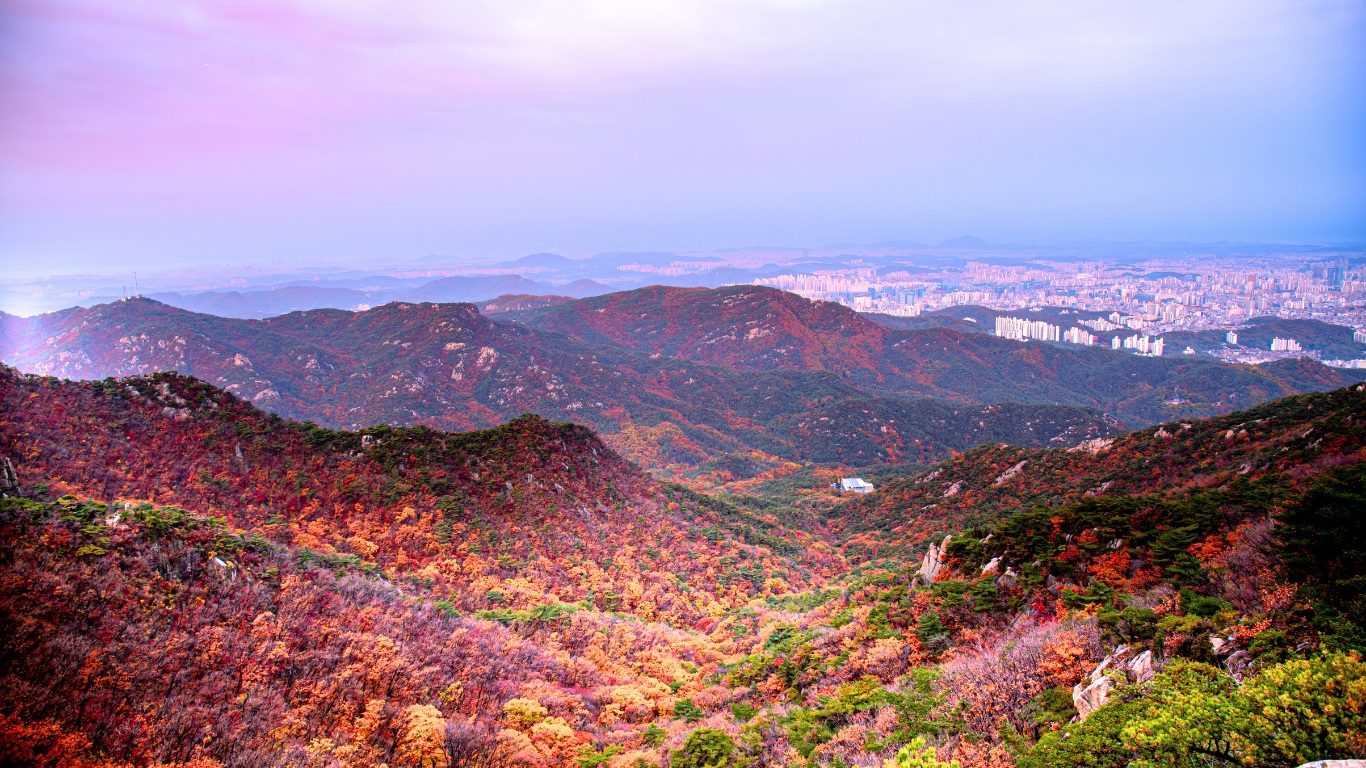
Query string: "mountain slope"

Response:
xmin=0 ymin=366 xmax=839 ymax=618
xmin=833 ymin=383 xmax=1366 ymax=557
xmin=0 ymin=496 xmax=632 ymax=766
xmin=1 ymin=372 xmax=1362 ymax=767
xmin=506 ymin=285 xmax=892 ymax=373
xmin=477 ymin=294 xmax=577 ymax=315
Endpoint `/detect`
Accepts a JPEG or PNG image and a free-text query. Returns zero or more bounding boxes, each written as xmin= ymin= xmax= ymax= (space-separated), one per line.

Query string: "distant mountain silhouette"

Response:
xmin=397 ymin=275 xmax=545 ymax=303
xmin=554 ymin=279 xmax=615 ymax=298
xmin=504 ymin=252 xmax=580 ymax=268
xmin=150 ymin=286 xmax=370 ymax=319
xmin=937 ymin=235 xmax=991 ymax=249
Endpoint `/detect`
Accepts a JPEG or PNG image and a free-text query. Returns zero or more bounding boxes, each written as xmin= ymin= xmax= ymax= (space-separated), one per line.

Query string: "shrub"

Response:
xmin=674 ymin=698 xmax=705 ymax=723
xmin=643 ymin=723 xmax=667 ymax=747
xmin=1277 ymin=463 xmax=1366 ymax=650
xmin=882 ymin=736 xmax=960 ymax=768
xmin=1022 ymin=698 xmax=1145 ymax=768
xmin=671 ymin=728 xmax=737 ymax=768
xmin=1123 ymin=653 xmax=1366 ymax=767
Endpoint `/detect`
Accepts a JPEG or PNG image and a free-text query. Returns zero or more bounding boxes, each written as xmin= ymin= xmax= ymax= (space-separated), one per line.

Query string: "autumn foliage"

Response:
xmin=1 ymin=366 xmax=1364 ymax=767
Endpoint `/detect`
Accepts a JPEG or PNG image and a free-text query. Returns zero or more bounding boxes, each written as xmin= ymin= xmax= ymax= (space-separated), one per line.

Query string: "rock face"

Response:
xmin=917 ymin=535 xmax=951 ymax=585
xmin=1126 ymin=650 xmax=1154 ymax=683
xmin=1072 ymin=646 xmax=1156 ymax=722
xmin=1073 ymin=674 xmax=1113 ymax=721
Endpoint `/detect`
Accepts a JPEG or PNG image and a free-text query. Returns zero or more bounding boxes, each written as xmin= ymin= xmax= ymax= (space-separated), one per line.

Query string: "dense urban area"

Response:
xmin=753 ymin=253 xmax=1366 ymax=367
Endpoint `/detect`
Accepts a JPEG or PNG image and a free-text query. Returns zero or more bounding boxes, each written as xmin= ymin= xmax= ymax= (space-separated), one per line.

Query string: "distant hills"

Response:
xmin=148 ymin=285 xmax=372 ymax=318
xmin=865 ymin=304 xmax=1366 ymax=361
xmin=147 ymin=275 xmax=614 ymax=319
xmin=937 ymin=235 xmax=991 ymax=249
xmin=0 ymin=296 xmax=1116 ymax=473
xmin=2 ymin=286 xmax=1362 ymax=477
xmin=1165 ymin=316 xmax=1366 ymax=359
xmin=398 ymin=275 xmax=612 ymax=304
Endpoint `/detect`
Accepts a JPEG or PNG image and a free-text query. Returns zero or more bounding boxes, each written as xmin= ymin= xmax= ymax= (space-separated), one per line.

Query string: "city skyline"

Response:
xmin=5 ymin=238 xmax=1363 ymax=371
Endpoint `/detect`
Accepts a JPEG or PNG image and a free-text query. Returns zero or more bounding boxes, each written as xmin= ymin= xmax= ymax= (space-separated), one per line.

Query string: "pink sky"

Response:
xmin=2 ymin=0 xmax=1363 ymax=269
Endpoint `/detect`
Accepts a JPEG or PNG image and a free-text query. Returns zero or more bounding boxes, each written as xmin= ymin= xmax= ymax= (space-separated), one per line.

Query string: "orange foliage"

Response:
xmin=1088 ymin=551 xmax=1131 ymax=588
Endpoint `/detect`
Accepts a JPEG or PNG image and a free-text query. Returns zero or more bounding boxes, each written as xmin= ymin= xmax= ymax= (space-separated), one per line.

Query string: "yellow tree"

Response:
xmin=396 ymin=704 xmax=447 ymax=768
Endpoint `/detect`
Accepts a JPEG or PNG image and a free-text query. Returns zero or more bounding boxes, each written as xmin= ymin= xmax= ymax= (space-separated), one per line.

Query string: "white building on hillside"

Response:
xmin=840 ymin=478 xmax=875 ymax=494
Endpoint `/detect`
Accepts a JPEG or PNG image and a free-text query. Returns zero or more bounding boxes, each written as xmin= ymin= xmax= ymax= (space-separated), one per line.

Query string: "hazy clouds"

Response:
xmin=2 ymin=0 xmax=1363 ymax=268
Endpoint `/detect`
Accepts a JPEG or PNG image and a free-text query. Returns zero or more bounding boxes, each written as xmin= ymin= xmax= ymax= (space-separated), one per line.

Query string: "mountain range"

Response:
xmin=502 ymin=287 xmax=1363 ymax=418
xmin=3 ymin=286 xmax=1363 ymax=483
xmin=147 ymin=275 xmax=614 ymax=319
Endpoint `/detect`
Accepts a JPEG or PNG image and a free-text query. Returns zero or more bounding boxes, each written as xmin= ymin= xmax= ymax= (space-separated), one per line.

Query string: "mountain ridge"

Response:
xmin=0 ymin=297 xmax=1120 ymax=474
xmin=503 ymin=285 xmax=1366 ymax=424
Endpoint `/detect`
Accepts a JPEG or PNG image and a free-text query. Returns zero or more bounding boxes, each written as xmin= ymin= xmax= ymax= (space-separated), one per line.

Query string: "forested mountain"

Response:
xmin=478 ymin=294 xmax=577 ymax=315
xmin=863 ymin=306 xmax=1366 ymax=362
xmin=4 ymin=289 xmax=1363 ymax=483
xmin=0 ymin=297 xmax=1116 ymax=474
xmin=833 ymin=383 xmax=1366 ymax=557
xmin=503 ymin=285 xmax=888 ymax=373
xmin=1164 ymin=316 xmax=1366 ymax=359
xmin=0 ymin=367 xmax=837 ymax=619
xmin=1 ymin=369 xmax=1363 ymax=767
xmin=501 ymin=285 xmax=1366 ymax=424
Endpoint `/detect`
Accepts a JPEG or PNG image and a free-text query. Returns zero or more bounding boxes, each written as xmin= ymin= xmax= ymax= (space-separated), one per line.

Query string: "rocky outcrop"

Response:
xmin=1072 ymin=646 xmax=1156 ymax=722
xmin=1073 ymin=672 xmax=1112 ymax=721
xmin=1126 ymin=650 xmax=1154 ymax=683
xmin=917 ymin=535 xmax=951 ymax=585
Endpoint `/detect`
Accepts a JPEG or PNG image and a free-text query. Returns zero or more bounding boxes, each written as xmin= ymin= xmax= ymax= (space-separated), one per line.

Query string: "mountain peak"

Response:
xmin=938 ymin=235 xmax=991 ymax=249
xmin=505 ymin=252 xmax=577 ymax=268
xmin=509 ymin=284 xmax=887 ymax=373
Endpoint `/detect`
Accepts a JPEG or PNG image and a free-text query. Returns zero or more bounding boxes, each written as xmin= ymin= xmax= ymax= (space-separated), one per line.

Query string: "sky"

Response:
xmin=1 ymin=0 xmax=1364 ymax=271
